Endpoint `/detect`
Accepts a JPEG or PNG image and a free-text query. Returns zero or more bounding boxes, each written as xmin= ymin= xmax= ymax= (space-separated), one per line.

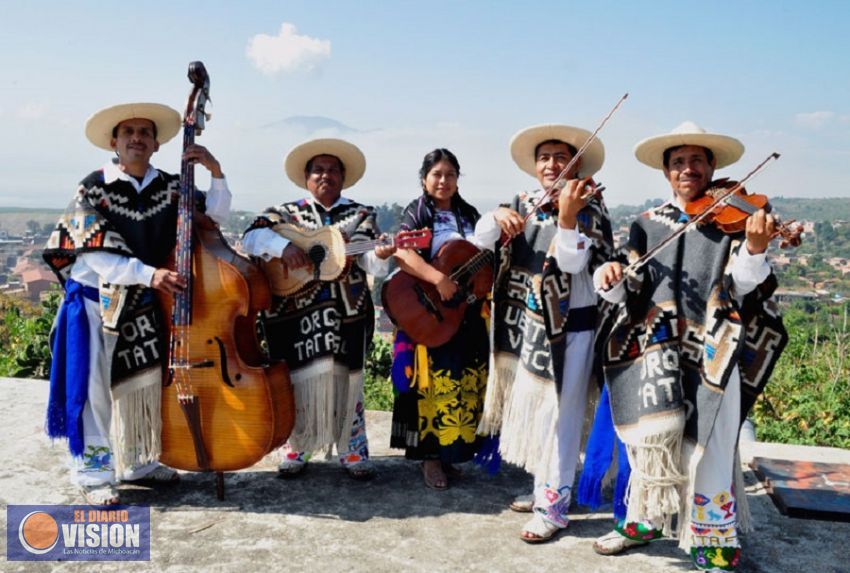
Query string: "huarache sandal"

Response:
xmin=345 ymin=461 xmax=376 ymax=481
xmin=277 ymin=458 xmax=307 ymax=478
xmin=520 ymin=513 xmax=564 ymax=544
xmin=422 ymin=460 xmax=448 ymax=490
xmin=80 ymin=483 xmax=120 ymax=506
xmin=592 ymin=529 xmax=649 ymax=555
xmin=509 ymin=494 xmax=534 ymax=513
xmin=122 ymin=464 xmax=180 ymax=486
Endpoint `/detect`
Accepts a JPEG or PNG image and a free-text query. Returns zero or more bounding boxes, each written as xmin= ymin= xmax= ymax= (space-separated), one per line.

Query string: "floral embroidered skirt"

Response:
xmin=390 ymin=304 xmax=488 ymax=463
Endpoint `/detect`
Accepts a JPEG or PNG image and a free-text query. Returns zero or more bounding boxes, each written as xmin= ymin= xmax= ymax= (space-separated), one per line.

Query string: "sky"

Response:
xmin=1 ymin=0 xmax=849 ymax=213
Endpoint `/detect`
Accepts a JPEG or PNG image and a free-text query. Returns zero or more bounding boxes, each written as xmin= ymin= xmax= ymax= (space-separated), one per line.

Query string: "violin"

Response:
xmin=534 ymin=178 xmax=606 ymax=215
xmin=503 ymin=93 xmax=627 ymax=245
xmin=605 ymin=153 xmax=795 ymax=291
xmin=684 ymin=177 xmax=803 ymax=248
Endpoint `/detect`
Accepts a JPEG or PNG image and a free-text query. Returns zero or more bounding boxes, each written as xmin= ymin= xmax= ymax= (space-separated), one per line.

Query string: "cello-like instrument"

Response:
xmin=159 ymin=62 xmax=295 ymax=499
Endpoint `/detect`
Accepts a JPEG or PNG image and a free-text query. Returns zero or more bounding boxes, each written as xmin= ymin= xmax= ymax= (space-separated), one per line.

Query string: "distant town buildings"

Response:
xmin=0 ymin=230 xmax=59 ymax=302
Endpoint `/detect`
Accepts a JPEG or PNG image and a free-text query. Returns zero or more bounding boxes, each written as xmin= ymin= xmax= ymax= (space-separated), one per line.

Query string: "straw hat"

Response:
xmin=85 ymin=103 xmax=181 ymax=150
xmin=634 ymin=121 xmax=744 ymax=170
xmin=284 ymin=138 xmax=366 ymax=189
xmin=510 ymin=124 xmax=605 ymax=179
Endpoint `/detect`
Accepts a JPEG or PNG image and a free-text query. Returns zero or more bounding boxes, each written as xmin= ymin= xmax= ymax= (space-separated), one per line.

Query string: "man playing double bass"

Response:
xmin=243 ymin=138 xmax=395 ymax=480
xmin=43 ymin=102 xmax=231 ymax=505
xmin=592 ymin=122 xmax=787 ymax=572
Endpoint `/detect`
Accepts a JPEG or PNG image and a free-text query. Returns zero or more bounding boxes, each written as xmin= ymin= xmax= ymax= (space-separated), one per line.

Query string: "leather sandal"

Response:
xmin=520 ymin=513 xmax=564 ymax=544
xmin=345 ymin=461 xmax=376 ymax=481
xmin=80 ymin=483 xmax=120 ymax=506
xmin=422 ymin=460 xmax=448 ymax=490
xmin=509 ymin=494 xmax=534 ymax=513
xmin=592 ymin=529 xmax=649 ymax=555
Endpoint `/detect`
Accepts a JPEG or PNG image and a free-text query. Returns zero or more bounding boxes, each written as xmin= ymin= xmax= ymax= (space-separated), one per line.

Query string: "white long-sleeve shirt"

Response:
xmin=69 ymin=161 xmax=231 ymax=288
xmin=593 ymin=239 xmax=771 ymax=304
xmin=474 ymin=205 xmax=598 ymax=308
xmin=242 ymin=196 xmax=390 ymax=278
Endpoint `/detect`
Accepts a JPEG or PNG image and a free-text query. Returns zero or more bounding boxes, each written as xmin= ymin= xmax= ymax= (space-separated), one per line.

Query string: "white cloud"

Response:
xmin=246 ymin=23 xmax=331 ymax=75
xmin=17 ymin=101 xmax=47 ymax=120
xmin=795 ymin=111 xmax=835 ymax=129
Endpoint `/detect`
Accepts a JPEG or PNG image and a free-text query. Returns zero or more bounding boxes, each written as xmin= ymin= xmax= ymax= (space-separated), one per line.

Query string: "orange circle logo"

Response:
xmin=18 ymin=511 xmax=59 ymax=554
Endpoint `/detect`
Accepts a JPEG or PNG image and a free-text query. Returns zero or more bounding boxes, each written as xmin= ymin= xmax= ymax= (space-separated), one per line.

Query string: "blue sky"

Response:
xmin=1 ymin=0 xmax=849 ymax=212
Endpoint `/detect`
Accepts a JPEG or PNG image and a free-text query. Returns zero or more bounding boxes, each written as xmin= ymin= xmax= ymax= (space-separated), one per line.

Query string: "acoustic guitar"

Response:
xmin=261 ymin=224 xmax=431 ymax=296
xmin=382 ymin=239 xmax=494 ymax=347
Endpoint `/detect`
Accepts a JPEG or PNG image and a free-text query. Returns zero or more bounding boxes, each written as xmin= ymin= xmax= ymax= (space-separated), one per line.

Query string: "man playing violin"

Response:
xmin=43 ymin=103 xmax=231 ymax=505
xmin=242 ymin=138 xmax=395 ymax=480
xmin=591 ymin=122 xmax=787 ymax=572
xmin=475 ymin=124 xmax=614 ymax=543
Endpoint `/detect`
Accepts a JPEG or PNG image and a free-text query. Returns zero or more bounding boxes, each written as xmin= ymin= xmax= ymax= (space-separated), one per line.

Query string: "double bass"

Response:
xmin=159 ymin=62 xmax=295 ymax=499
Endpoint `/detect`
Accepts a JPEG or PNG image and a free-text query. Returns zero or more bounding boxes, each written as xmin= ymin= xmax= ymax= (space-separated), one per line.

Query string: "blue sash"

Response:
xmin=46 ymin=279 xmax=99 ymax=457
xmin=577 ymin=384 xmax=631 ymax=520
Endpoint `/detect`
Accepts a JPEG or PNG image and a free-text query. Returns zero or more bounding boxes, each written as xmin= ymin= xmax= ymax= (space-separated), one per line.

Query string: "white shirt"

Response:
xmin=241 ymin=196 xmax=389 ymax=278
xmin=69 ymin=161 xmax=231 ymax=288
xmin=593 ymin=236 xmax=772 ymax=304
xmin=475 ymin=201 xmax=597 ymax=308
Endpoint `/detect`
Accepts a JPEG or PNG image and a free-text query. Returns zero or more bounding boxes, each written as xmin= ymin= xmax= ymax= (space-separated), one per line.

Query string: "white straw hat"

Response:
xmin=634 ymin=121 xmax=744 ymax=170
xmin=510 ymin=124 xmax=605 ymax=178
xmin=85 ymin=103 xmax=181 ymax=150
xmin=284 ymin=138 xmax=366 ymax=189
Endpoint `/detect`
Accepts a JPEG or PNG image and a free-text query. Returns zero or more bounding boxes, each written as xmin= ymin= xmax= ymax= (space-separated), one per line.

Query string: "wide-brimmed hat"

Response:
xmin=284 ymin=138 xmax=366 ymax=189
xmin=634 ymin=121 xmax=744 ymax=170
xmin=510 ymin=124 xmax=605 ymax=179
xmin=85 ymin=103 xmax=181 ymax=151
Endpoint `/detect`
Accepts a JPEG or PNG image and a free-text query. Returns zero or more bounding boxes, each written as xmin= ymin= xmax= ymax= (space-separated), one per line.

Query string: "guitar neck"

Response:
xmin=344 ymin=235 xmax=394 ymax=256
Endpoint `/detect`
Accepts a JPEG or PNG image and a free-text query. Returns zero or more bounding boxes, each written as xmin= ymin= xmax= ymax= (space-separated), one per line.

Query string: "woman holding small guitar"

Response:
xmin=387 ymin=148 xmax=493 ymax=490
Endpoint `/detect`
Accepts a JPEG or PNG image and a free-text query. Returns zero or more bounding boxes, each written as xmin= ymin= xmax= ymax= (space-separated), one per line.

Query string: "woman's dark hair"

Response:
xmin=399 ymin=148 xmax=479 ymax=256
xmin=419 ymin=148 xmax=461 ymax=182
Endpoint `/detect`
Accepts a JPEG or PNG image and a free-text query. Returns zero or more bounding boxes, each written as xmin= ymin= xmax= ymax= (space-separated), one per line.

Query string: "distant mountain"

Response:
xmin=260 ymin=115 xmax=361 ymax=134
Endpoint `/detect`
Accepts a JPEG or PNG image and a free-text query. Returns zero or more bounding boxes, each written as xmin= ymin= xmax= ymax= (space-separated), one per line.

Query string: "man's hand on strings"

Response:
xmin=493 ymin=207 xmax=525 ymax=239
xmin=280 ymin=243 xmax=310 ymax=276
xmin=597 ymin=262 xmax=623 ymax=291
xmin=374 ymin=234 xmax=397 ymax=260
xmin=558 ymin=177 xmax=593 ymax=230
xmin=183 ymin=144 xmax=224 ymax=179
xmin=151 ymin=269 xmax=187 ymax=295
xmin=746 ymin=209 xmax=776 ymax=255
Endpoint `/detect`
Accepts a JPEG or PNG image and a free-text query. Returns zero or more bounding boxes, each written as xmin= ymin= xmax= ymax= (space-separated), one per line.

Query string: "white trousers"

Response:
xmin=69 ymin=298 xmax=157 ymax=486
xmin=533 ymin=329 xmax=594 ymax=527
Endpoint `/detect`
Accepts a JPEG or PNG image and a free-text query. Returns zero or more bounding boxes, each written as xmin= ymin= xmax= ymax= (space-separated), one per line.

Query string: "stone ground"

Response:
xmin=2 ymin=377 xmax=849 ymax=573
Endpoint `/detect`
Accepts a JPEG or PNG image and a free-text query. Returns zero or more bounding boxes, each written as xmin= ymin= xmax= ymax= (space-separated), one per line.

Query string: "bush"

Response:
xmin=0 ymin=293 xmax=58 ymax=379
xmin=364 ymin=335 xmax=394 ymax=411
xmin=751 ymin=304 xmax=850 ymax=448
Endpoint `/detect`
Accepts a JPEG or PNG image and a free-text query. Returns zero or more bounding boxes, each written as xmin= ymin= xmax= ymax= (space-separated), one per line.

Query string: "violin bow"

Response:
xmin=609 ymin=152 xmax=781 ymax=289
xmin=525 ymin=93 xmax=628 ymax=214
xmin=500 ymin=93 xmax=628 ymax=247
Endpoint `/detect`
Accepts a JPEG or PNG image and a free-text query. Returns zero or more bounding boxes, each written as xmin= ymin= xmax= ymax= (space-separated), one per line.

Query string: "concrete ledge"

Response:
xmin=2 ymin=377 xmax=849 ymax=572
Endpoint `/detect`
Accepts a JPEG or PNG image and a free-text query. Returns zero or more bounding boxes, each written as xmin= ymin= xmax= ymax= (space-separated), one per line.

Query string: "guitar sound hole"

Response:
xmin=308 ymin=245 xmax=326 ymax=266
xmin=308 ymin=245 xmax=326 ymax=281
